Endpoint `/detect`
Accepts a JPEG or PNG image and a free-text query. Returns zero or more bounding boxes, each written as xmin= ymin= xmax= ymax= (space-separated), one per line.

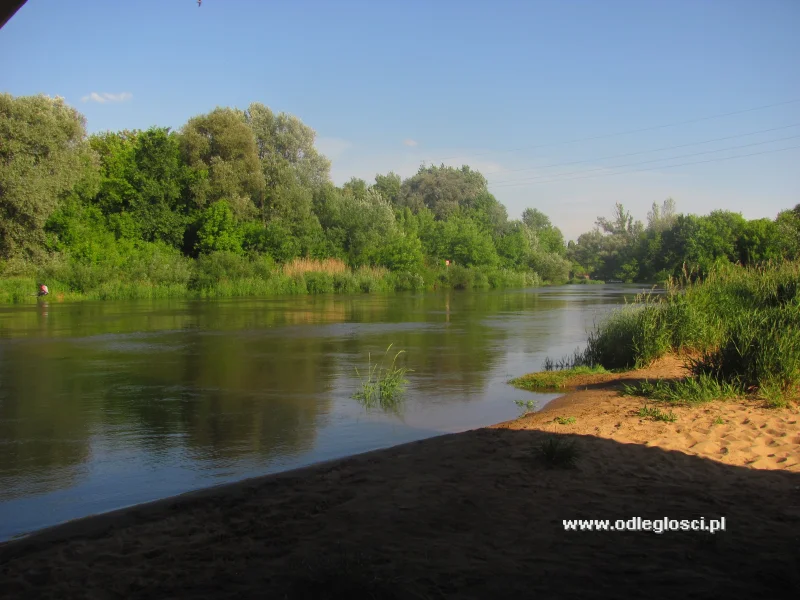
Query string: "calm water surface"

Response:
xmin=0 ymin=285 xmax=647 ymax=540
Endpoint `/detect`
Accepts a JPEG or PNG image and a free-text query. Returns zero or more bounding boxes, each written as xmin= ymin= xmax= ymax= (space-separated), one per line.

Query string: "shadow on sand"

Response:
xmin=0 ymin=427 xmax=798 ymax=599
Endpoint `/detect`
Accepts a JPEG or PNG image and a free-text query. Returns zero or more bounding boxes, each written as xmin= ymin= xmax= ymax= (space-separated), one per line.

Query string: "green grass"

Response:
xmin=352 ymin=344 xmax=412 ymax=414
xmin=0 ymin=256 xmax=547 ymax=304
xmin=712 ymin=416 xmax=726 ymax=425
xmin=552 ymin=416 xmax=577 ymax=425
xmin=621 ymin=374 xmax=741 ymax=405
xmin=534 ymin=437 xmax=580 ymax=469
xmin=759 ymin=383 xmax=791 ymax=409
xmin=555 ymin=261 xmax=800 ymax=404
xmin=567 ymin=277 xmax=605 ymax=285
xmin=511 ymin=365 xmax=609 ymax=391
xmin=688 ymin=305 xmax=800 ymax=399
xmin=635 ymin=404 xmax=678 ymax=423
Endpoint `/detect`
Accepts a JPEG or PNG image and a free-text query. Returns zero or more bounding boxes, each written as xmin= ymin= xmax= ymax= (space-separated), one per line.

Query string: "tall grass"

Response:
xmin=1 ymin=251 xmax=548 ymax=303
xmin=621 ymin=374 xmax=741 ymax=405
xmin=283 ymin=257 xmax=348 ymax=277
xmin=559 ymin=261 xmax=800 ymax=403
xmin=352 ymin=344 xmax=412 ymax=414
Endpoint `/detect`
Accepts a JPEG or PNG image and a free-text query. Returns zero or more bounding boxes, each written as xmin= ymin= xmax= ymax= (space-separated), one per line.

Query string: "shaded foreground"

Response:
xmin=1 ymin=363 xmax=799 ymax=599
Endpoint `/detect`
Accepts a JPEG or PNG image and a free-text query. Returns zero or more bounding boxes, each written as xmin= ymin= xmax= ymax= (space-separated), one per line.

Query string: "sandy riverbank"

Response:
xmin=1 ymin=357 xmax=798 ymax=599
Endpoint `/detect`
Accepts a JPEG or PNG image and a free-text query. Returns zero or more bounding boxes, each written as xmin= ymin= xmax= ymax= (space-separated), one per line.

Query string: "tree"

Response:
xmin=437 ymin=215 xmax=499 ymax=267
xmin=244 ymin=102 xmax=330 ymax=222
xmin=462 ymin=191 xmax=508 ymax=237
xmin=659 ymin=211 xmax=745 ymax=276
xmin=596 ymin=203 xmax=642 ymax=238
xmin=195 ymin=200 xmax=243 ymax=255
xmin=179 ymin=107 xmax=265 ymax=220
xmin=647 ymin=197 xmax=677 ymax=233
xmin=374 ymin=172 xmax=402 ymax=206
xmin=736 ymin=218 xmax=782 ymax=265
xmin=495 ymin=221 xmax=533 ymax=269
xmin=776 ymin=204 xmax=800 ymax=260
xmin=341 ymin=177 xmax=369 ymax=200
xmin=318 ymin=186 xmax=400 ymax=266
xmin=0 ymin=94 xmax=96 ymax=259
xmin=521 ymin=207 xmax=566 ymax=255
xmin=398 ymin=164 xmax=487 ymax=219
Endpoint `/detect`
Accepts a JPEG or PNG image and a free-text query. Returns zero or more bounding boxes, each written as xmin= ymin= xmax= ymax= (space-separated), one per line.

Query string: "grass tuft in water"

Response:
xmin=352 ymin=344 xmax=412 ymax=414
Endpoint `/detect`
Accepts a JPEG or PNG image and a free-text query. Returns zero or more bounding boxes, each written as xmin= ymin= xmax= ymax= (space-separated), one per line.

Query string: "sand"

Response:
xmin=502 ymin=356 xmax=800 ymax=471
xmin=1 ymin=357 xmax=798 ymax=599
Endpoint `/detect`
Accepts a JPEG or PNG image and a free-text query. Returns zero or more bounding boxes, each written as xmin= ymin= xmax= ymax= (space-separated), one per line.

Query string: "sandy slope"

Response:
xmin=501 ymin=356 xmax=800 ymax=471
xmin=0 ymin=357 xmax=798 ymax=599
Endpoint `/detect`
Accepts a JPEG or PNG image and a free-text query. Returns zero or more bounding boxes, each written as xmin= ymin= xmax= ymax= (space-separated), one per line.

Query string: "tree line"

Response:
xmin=568 ymin=198 xmax=799 ymax=282
xmin=1 ymin=93 xmax=797 ymax=294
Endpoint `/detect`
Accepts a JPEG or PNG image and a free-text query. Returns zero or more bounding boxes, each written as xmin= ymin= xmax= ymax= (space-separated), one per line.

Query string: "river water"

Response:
xmin=0 ymin=285 xmax=646 ymax=540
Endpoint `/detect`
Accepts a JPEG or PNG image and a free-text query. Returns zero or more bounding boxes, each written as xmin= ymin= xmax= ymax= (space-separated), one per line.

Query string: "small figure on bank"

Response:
xmin=37 ymin=283 xmax=49 ymax=297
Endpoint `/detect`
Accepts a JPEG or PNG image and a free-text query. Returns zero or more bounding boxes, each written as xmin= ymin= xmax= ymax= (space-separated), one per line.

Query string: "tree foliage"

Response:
xmin=2 ymin=93 xmax=795 ymax=294
xmin=0 ymin=94 xmax=95 ymax=259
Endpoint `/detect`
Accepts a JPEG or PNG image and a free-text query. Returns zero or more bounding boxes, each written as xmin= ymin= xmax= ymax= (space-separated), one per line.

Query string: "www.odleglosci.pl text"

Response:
xmin=563 ymin=517 xmax=726 ymax=533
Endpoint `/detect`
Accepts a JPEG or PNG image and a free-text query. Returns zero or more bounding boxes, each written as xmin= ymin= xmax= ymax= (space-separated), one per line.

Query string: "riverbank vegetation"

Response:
xmin=2 ymin=93 xmax=799 ymax=303
xmin=544 ymin=261 xmax=800 ymax=405
xmin=511 ymin=365 xmax=609 ymax=391
xmin=0 ymin=94 xmax=563 ymax=302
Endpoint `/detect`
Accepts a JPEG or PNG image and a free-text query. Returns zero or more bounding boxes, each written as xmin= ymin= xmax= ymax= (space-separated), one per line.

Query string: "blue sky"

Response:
xmin=1 ymin=0 xmax=798 ymax=239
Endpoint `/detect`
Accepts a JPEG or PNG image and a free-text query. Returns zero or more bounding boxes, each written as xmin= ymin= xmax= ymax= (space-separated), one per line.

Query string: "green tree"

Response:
xmin=776 ymin=204 xmax=800 ymax=259
xmin=377 ymin=232 xmax=424 ymax=271
xmin=646 ymin=197 xmax=677 ymax=233
xmin=374 ymin=172 xmax=402 ymax=206
xmin=398 ymin=164 xmax=487 ymax=219
xmin=180 ymin=107 xmax=265 ymax=220
xmin=462 ymin=191 xmax=509 ymax=237
xmin=195 ymin=201 xmax=243 ymax=255
xmin=318 ymin=186 xmax=400 ymax=266
xmin=244 ymin=102 xmax=330 ymax=223
xmin=736 ymin=218 xmax=783 ymax=265
xmin=438 ymin=215 xmax=499 ymax=267
xmin=521 ymin=207 xmax=566 ymax=255
xmin=660 ymin=211 xmax=745 ymax=276
xmin=495 ymin=221 xmax=533 ymax=269
xmin=128 ymin=127 xmax=191 ymax=246
xmin=0 ymin=94 xmax=96 ymax=259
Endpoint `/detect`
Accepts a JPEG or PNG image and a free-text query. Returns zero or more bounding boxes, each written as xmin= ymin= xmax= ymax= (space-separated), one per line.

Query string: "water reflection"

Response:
xmin=0 ymin=285 xmax=644 ymax=539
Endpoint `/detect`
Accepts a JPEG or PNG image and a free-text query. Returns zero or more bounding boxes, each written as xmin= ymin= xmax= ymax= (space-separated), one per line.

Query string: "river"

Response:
xmin=0 ymin=285 xmax=647 ymax=540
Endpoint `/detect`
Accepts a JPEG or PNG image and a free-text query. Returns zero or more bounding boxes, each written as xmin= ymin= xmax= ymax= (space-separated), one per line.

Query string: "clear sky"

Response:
xmin=1 ymin=0 xmax=798 ymax=239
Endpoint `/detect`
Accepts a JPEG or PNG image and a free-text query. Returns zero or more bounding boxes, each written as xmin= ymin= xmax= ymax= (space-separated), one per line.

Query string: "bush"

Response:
xmin=582 ymin=300 xmax=671 ymax=370
xmin=304 ymin=272 xmax=335 ymax=294
xmin=189 ymin=251 xmax=254 ymax=291
xmin=573 ymin=261 xmax=800 ymax=402
xmin=690 ymin=306 xmax=800 ymax=395
xmin=332 ymin=272 xmax=360 ymax=294
xmin=391 ymin=271 xmax=425 ymax=292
